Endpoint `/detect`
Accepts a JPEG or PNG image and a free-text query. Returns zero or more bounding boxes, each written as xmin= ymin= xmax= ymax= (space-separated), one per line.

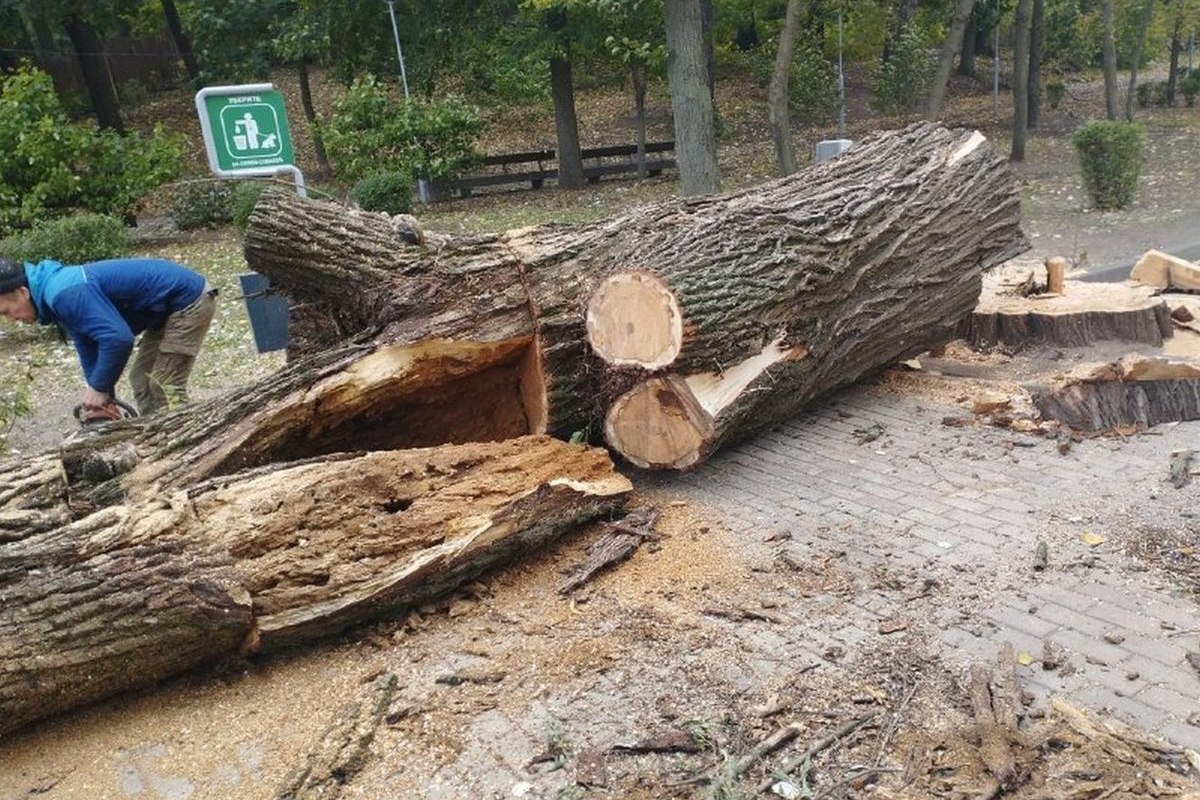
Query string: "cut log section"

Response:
xmin=1130 ymin=248 xmax=1200 ymax=292
xmin=1032 ymin=354 xmax=1200 ymax=431
xmin=0 ymin=436 xmax=630 ymax=736
xmin=964 ymin=271 xmax=1172 ymax=350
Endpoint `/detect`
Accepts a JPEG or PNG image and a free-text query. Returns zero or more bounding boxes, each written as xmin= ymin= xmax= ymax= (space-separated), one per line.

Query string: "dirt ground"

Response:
xmin=3 ymin=72 xmax=1200 ymax=800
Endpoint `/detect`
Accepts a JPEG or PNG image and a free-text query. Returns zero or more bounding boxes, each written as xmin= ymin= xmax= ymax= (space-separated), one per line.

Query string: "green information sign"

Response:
xmin=195 ymin=83 xmax=305 ymax=195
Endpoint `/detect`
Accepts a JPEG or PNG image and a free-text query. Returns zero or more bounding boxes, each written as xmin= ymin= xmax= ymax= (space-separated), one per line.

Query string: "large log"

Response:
xmin=0 ymin=436 xmax=630 ymax=736
xmin=243 ymin=122 xmax=1028 ymax=471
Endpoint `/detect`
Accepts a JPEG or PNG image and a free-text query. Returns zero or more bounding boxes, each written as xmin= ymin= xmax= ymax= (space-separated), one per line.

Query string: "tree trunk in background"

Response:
xmin=1166 ymin=14 xmax=1183 ymax=107
xmin=701 ymin=0 xmax=716 ymax=110
xmin=665 ymin=0 xmax=721 ymax=196
xmin=1011 ymin=0 xmax=1031 ymax=161
xmin=1101 ymin=0 xmax=1120 ymax=120
xmin=1027 ymin=0 xmax=1045 ymax=128
xmin=550 ymin=53 xmax=584 ymax=189
xmin=298 ymin=58 xmax=331 ymax=178
xmin=63 ymin=15 xmax=124 ymax=132
xmin=0 ymin=438 xmax=630 ymax=736
xmin=769 ymin=0 xmax=803 ymax=176
xmin=633 ymin=63 xmax=648 ymax=178
xmin=959 ymin=12 xmax=978 ymax=76
xmin=926 ymin=0 xmax=976 ymax=120
xmin=1125 ymin=0 xmax=1155 ymax=121
xmin=883 ymin=0 xmax=920 ymax=66
xmin=160 ymin=0 xmax=200 ymax=82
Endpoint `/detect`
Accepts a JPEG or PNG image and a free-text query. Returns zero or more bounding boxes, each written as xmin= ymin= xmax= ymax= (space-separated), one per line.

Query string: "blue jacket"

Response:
xmin=25 ymin=258 xmax=205 ymax=394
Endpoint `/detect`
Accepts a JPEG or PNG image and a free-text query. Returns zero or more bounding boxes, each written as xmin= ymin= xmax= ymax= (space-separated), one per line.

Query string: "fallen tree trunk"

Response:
xmin=243 ymin=123 xmax=1027 ymax=471
xmin=0 ymin=436 xmax=630 ymax=736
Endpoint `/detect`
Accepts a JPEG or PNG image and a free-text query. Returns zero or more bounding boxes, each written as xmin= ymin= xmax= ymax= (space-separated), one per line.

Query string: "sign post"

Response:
xmin=194 ymin=83 xmax=305 ymax=197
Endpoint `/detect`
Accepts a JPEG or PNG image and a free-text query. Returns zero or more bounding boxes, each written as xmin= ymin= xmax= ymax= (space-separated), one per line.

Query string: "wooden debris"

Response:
xmin=611 ymin=729 xmax=703 ymax=755
xmin=755 ymin=713 xmax=879 ymax=793
xmin=1045 ymin=256 xmax=1068 ymax=295
xmin=276 ymin=672 xmax=398 ymax=800
xmin=1034 ymin=355 xmax=1200 ymax=432
xmin=1131 ymin=248 xmax=1200 ymax=291
xmin=558 ymin=507 xmax=661 ymax=594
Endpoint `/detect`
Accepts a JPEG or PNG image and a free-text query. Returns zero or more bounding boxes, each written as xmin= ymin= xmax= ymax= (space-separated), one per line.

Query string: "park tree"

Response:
xmin=768 ymin=0 xmax=804 ymax=175
xmin=1012 ymin=0 xmax=1031 ymax=160
xmin=590 ymin=0 xmax=667 ymax=177
xmin=1125 ymin=0 xmax=1155 ymax=120
xmin=1102 ymin=0 xmax=1120 ymax=118
xmin=925 ymin=0 xmax=976 ymax=119
xmin=159 ymin=0 xmax=200 ymax=81
xmin=664 ymin=0 xmax=720 ymax=195
xmin=1027 ymin=0 xmax=1045 ymax=127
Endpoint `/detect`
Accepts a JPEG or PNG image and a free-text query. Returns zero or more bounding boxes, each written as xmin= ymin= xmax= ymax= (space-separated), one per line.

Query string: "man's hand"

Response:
xmin=81 ymin=387 xmax=112 ymax=413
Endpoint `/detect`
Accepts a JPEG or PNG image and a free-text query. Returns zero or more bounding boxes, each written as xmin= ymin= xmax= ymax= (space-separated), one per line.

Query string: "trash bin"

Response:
xmin=239 ymin=272 xmax=289 ymax=353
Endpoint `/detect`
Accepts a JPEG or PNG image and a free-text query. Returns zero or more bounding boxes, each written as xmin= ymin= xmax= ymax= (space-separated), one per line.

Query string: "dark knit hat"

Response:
xmin=0 ymin=258 xmax=26 ymax=295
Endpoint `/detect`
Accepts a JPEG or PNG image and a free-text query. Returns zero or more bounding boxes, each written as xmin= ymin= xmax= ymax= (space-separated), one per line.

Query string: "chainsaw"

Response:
xmin=72 ymin=399 xmax=139 ymax=427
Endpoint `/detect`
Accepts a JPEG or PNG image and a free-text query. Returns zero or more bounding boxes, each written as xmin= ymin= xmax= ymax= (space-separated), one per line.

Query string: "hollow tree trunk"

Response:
xmin=0 ymin=436 xmax=630 ymax=736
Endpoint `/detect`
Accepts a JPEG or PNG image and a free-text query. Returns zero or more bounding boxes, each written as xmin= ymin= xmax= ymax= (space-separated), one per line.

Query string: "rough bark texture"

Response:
xmin=0 ymin=437 xmax=630 ymax=736
xmin=664 ymin=0 xmax=721 ymax=196
xmin=1033 ymin=357 xmax=1200 ymax=431
xmin=769 ymin=0 xmax=803 ymax=175
xmin=1101 ymin=0 xmax=1120 ymax=120
xmin=1011 ymin=0 xmax=1032 ymax=161
xmin=1027 ymin=0 xmax=1045 ymax=128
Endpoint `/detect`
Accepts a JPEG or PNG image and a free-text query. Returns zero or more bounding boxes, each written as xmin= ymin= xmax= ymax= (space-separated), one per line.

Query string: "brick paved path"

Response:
xmin=660 ymin=384 xmax=1200 ymax=752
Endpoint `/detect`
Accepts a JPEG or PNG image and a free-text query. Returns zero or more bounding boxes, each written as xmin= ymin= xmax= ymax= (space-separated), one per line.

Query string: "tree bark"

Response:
xmin=160 ymin=0 xmax=200 ymax=82
xmin=926 ymin=0 xmax=976 ymax=120
xmin=633 ymin=62 xmax=648 ymax=178
xmin=664 ymin=0 xmax=721 ymax=196
xmin=1011 ymin=0 xmax=1031 ymax=161
xmin=1167 ymin=14 xmax=1183 ymax=107
xmin=958 ymin=11 xmax=977 ymax=77
xmin=1102 ymin=0 xmax=1120 ymax=121
xmin=298 ymin=58 xmax=332 ymax=178
xmin=769 ymin=0 xmax=804 ymax=176
xmin=0 ymin=437 xmax=631 ymax=736
xmin=63 ymin=14 xmax=124 ymax=132
xmin=550 ymin=52 xmax=584 ymax=189
xmin=1027 ymin=0 xmax=1045 ymax=128
xmin=1033 ymin=357 xmax=1200 ymax=432
xmin=1125 ymin=0 xmax=1155 ymax=121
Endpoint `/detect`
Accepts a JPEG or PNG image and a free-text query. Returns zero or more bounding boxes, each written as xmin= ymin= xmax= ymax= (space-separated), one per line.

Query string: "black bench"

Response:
xmin=581 ymin=141 xmax=675 ymax=182
xmin=454 ymin=148 xmax=557 ymax=197
xmin=451 ymin=141 xmax=675 ymax=198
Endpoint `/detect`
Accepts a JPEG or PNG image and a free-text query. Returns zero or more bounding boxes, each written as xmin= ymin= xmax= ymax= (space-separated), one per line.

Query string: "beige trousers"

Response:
xmin=129 ymin=288 xmax=216 ymax=415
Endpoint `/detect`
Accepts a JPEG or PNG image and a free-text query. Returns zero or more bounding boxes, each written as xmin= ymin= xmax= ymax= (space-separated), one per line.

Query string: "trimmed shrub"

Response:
xmin=1 ymin=214 xmax=128 ymax=265
xmin=229 ymin=181 xmax=268 ymax=231
xmin=350 ymin=171 xmax=413 ymax=216
xmin=1071 ymin=120 xmax=1144 ymax=211
xmin=171 ymin=181 xmax=233 ymax=230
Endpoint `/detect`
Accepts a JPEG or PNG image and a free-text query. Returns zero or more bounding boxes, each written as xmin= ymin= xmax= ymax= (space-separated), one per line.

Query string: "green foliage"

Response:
xmin=872 ymin=23 xmax=936 ymax=116
xmin=0 ymin=66 xmax=183 ymax=233
xmin=1046 ymin=78 xmax=1066 ymax=109
xmin=1136 ymin=80 xmax=1170 ymax=108
xmin=320 ymin=75 xmax=483 ymax=182
xmin=787 ymin=29 xmax=839 ymax=122
xmin=172 ymin=182 xmax=234 ymax=230
xmin=350 ymin=171 xmax=413 ymax=215
xmin=229 ymin=181 xmax=268 ymax=231
xmin=0 ymin=350 xmax=39 ymax=447
xmin=1183 ymin=70 xmax=1200 ymax=107
xmin=1072 ymin=120 xmax=1144 ymax=211
xmin=1 ymin=214 xmax=129 ymax=265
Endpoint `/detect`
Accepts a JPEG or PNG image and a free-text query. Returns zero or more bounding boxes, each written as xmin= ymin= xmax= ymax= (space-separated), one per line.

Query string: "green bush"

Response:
xmin=1182 ymin=70 xmax=1200 ymax=107
xmin=787 ymin=30 xmax=839 ymax=121
xmin=1071 ymin=120 xmax=1144 ymax=211
xmin=872 ymin=24 xmax=936 ymax=116
xmin=1 ymin=214 xmax=128 ymax=265
xmin=229 ymin=181 xmax=268 ymax=231
xmin=1046 ymin=78 xmax=1066 ymax=110
xmin=350 ymin=171 xmax=413 ymax=215
xmin=319 ymin=75 xmax=483 ymax=183
xmin=0 ymin=66 xmax=184 ymax=234
xmin=171 ymin=181 xmax=234 ymax=230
